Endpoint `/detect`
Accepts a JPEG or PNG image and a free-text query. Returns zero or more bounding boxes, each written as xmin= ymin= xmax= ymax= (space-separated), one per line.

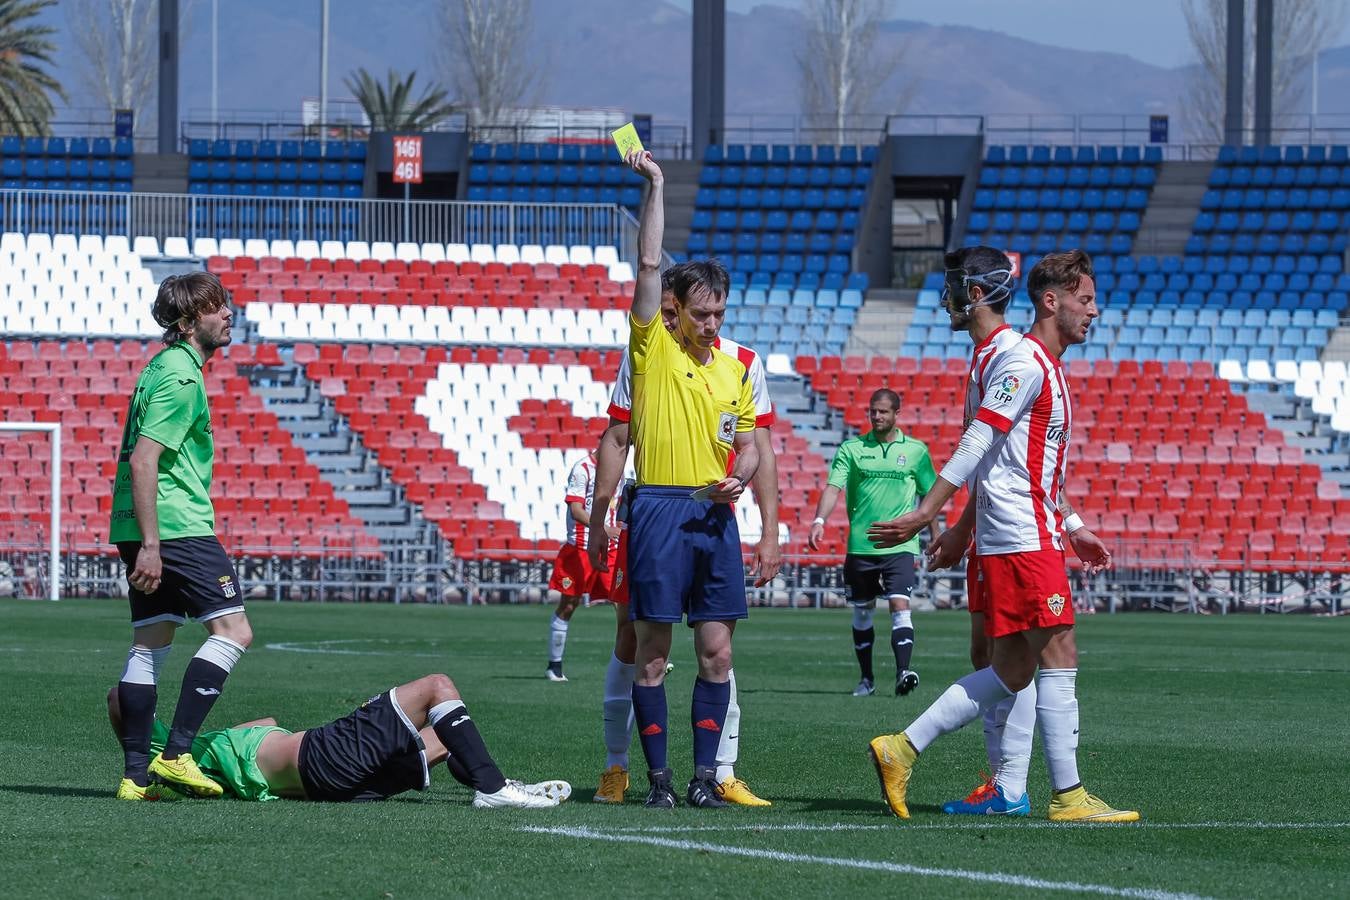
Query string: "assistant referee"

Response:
xmin=807 ymin=389 xmax=938 ymax=698
xmin=621 ymin=148 xmax=759 ymax=810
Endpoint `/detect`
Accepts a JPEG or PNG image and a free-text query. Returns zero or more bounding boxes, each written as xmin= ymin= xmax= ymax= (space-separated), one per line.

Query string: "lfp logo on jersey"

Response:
xmin=991 ymin=374 xmax=1022 ymax=405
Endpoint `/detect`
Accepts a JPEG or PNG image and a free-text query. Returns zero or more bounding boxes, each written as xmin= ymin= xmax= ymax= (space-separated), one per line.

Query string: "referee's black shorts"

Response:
xmin=117 ymin=536 xmax=243 ymax=627
xmin=843 ymin=552 xmax=917 ymax=605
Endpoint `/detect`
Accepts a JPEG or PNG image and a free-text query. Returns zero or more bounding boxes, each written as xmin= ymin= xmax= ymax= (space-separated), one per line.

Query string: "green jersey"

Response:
xmin=150 ymin=719 xmax=285 ymax=802
xmin=110 ymin=342 xmax=216 ymax=543
xmin=827 ymin=430 xmax=937 ymax=556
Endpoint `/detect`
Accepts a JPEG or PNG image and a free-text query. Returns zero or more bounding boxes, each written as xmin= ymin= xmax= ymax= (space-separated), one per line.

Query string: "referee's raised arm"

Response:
xmin=625 ymin=149 xmax=664 ymax=326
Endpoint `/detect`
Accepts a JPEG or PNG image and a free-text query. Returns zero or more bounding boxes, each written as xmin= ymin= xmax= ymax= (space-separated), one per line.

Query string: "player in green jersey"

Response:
xmin=105 ymin=673 xmax=570 ymax=808
xmin=108 ymin=272 xmax=255 ymax=801
xmin=807 ymin=389 xmax=940 ymax=697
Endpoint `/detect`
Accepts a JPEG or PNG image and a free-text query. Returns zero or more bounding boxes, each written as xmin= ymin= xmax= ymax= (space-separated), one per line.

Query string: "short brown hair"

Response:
xmin=152 ymin=272 xmax=230 ymax=343
xmin=869 ymin=388 xmax=899 ymax=410
xmin=1026 ymin=250 xmax=1094 ymax=307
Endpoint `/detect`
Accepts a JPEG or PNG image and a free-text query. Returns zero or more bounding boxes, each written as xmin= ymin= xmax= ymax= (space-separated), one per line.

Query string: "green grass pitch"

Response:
xmin=1 ymin=598 xmax=1346 ymax=898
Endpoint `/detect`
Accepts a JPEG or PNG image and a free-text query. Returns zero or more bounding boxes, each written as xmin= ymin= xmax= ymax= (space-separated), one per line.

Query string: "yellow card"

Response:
xmin=611 ymin=122 xmax=645 ymax=161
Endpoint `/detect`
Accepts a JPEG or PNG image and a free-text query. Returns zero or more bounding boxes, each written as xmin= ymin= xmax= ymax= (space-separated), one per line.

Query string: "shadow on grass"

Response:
xmin=785 ymin=794 xmax=946 ymax=817
xmin=1 ymin=784 xmax=110 ymax=799
xmin=740 ymin=687 xmax=852 ymax=697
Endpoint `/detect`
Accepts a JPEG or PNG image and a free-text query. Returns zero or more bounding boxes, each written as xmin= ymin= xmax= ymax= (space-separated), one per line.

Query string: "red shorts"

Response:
xmin=966 ymin=553 xmax=986 ymax=615
xmin=980 ymin=548 xmax=1074 ymax=638
xmin=548 ymin=543 xmax=617 ymax=600
xmin=609 ymin=529 xmax=630 ymax=605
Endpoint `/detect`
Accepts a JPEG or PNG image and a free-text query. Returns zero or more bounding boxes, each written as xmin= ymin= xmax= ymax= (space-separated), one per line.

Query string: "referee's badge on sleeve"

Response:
xmin=717 ymin=412 xmax=736 ymax=444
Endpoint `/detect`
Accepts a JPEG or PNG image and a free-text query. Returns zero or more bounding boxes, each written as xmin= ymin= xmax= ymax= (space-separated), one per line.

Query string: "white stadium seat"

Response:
xmin=51 ymin=233 xmax=78 ymax=256
xmin=544 ymin=245 xmax=569 ymax=266
xmin=243 ymin=238 xmax=270 ymax=258
xmin=446 ymin=243 xmax=470 ymax=263
xmin=132 ymin=236 xmax=160 ymax=257
xmin=345 ymin=241 xmax=371 ymax=261
xmin=218 ymin=238 xmax=245 ymax=257
xmin=27 ymin=233 xmax=52 ymax=254
xmin=395 ymin=242 xmax=420 ymax=262
xmin=469 ymin=243 xmax=495 ymax=264
xmin=1246 ymin=359 xmax=1275 ymax=383
xmin=519 ymin=244 xmax=545 ymax=265
xmin=567 ymin=245 xmax=594 ymax=266
xmin=1217 ymin=359 xmax=1246 ymax=382
xmin=1273 ymin=360 xmax=1299 ymax=382
xmin=608 ymin=262 xmax=634 ymax=282
xmin=295 ymin=240 xmax=320 ymax=260
xmin=188 ymin=237 xmax=215 ymax=257
xmin=320 ymin=240 xmax=346 ymax=261
xmin=494 ymin=244 xmax=520 ymax=265
xmin=370 ymin=241 xmax=396 ymax=262
xmin=593 ymin=246 xmax=619 ymax=267
xmin=420 ymin=243 xmax=446 ymax=263
xmin=270 ymin=239 xmax=296 ymax=258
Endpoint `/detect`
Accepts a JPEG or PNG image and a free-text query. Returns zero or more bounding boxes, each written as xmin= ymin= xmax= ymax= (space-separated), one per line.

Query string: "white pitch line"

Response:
xmin=520 ymin=825 xmax=1213 ymax=900
xmin=595 ymin=820 xmax=1350 ymax=834
xmin=264 ymin=639 xmax=445 ymax=658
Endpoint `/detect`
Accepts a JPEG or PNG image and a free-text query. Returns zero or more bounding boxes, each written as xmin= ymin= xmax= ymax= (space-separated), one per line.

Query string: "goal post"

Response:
xmin=0 ymin=421 xmax=61 ymax=601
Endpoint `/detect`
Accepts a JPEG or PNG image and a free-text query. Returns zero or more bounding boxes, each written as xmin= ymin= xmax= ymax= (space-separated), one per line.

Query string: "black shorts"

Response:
xmin=844 ymin=553 xmax=917 ymax=605
xmin=117 ymin=537 xmax=243 ymax=628
xmin=296 ymin=689 xmax=430 ymax=802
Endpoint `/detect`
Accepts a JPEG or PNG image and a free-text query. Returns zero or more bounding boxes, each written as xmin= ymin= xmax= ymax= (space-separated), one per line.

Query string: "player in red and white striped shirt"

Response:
xmin=585 ymin=266 xmax=781 ymax=807
xmin=543 ymin=450 xmax=620 ymax=683
xmin=866 ymin=250 xmax=1138 ymax=824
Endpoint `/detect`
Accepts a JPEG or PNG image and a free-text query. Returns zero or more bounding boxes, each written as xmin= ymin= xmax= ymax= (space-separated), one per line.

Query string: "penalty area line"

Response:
xmin=519 ymin=825 xmax=1212 ymax=900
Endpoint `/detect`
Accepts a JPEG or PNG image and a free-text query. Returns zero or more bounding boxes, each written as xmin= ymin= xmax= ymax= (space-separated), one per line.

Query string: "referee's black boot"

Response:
xmin=686 ymin=766 xmax=728 ymax=808
xmin=644 ymin=767 xmax=678 ymax=809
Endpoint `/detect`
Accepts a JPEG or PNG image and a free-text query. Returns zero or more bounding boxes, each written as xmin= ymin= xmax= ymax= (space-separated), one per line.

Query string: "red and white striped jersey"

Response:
xmin=607 ymin=335 xmax=776 ymax=428
xmin=970 ymin=335 xmax=1073 ymax=555
xmin=964 ymin=324 xmax=1024 ymax=428
xmin=562 ymin=452 xmax=618 ymax=549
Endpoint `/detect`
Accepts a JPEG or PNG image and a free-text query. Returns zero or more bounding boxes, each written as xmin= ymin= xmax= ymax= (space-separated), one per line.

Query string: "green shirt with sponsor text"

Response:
xmin=827 ymin=430 xmax=937 ymax=556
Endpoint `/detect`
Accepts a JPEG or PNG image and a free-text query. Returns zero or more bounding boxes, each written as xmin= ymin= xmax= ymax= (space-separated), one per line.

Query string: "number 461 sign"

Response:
xmin=393 ymin=135 xmax=423 ymax=184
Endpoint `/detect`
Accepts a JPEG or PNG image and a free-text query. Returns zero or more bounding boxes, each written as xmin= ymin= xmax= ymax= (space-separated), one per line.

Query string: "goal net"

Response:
xmin=0 ymin=422 xmax=62 ymax=601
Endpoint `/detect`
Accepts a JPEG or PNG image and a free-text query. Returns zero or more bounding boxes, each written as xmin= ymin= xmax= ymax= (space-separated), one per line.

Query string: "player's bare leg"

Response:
xmin=546 ymin=593 xmax=581 ymax=682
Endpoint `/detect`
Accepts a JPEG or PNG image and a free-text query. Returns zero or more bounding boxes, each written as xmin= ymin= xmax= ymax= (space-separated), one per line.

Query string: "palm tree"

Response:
xmin=344 ymin=68 xmax=457 ymax=132
xmin=0 ymin=0 xmax=65 ymax=137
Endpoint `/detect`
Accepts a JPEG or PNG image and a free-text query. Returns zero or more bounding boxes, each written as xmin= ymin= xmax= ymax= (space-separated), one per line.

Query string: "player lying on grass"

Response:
xmin=106 ymin=673 xmax=570 ymax=807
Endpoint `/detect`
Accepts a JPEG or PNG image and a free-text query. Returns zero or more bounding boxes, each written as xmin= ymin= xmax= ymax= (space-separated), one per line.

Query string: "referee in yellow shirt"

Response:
xmin=622 ymin=149 xmax=760 ymax=810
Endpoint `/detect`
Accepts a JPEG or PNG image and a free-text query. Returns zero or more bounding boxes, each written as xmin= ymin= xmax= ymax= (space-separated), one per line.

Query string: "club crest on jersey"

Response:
xmin=895 ymin=454 xmax=907 ymax=468
xmin=1046 ymin=592 xmax=1066 ymax=616
xmin=992 ymin=374 xmax=1021 ymax=405
xmin=218 ymin=576 xmax=237 ymax=599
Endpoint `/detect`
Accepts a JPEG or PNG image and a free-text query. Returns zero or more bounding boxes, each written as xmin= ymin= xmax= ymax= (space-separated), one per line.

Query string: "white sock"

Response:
xmin=981 ymin=704 xmax=1002 ymax=773
xmin=905 ymin=667 xmax=1012 ymax=754
xmin=120 ymin=645 xmax=171 ymax=685
xmin=715 ymin=669 xmax=740 ymax=782
xmin=427 ymin=699 xmax=464 ymax=726
xmin=1036 ymin=668 xmax=1081 ymax=792
xmin=194 ymin=635 xmax=245 ymax=673
xmin=602 ymin=653 xmax=636 ymax=769
xmin=548 ymin=615 xmax=569 ymax=664
xmin=995 ymin=682 xmax=1037 ymax=802
xmin=890 ymin=609 xmax=911 ymax=630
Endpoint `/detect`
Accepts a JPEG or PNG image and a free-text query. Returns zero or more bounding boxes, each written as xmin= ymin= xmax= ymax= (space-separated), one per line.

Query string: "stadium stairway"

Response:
xmin=241 ymin=349 xmax=441 ymax=545
xmin=1133 ymin=160 xmax=1211 ymax=255
xmin=842 ymin=287 xmax=915 ymax=358
xmin=660 ymin=160 xmax=701 ymax=254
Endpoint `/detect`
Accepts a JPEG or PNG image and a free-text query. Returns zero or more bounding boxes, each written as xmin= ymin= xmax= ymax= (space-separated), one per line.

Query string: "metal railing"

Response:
xmin=0 ymin=188 xmax=640 ymax=263
xmin=1 ymin=528 xmax=1343 ymax=614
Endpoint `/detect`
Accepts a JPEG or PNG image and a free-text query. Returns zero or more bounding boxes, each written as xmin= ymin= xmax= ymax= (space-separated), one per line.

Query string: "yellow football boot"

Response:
xmin=1048 ymin=786 xmax=1140 ymax=823
xmin=715 ymin=777 xmax=772 ymax=807
xmin=148 ymin=752 xmax=223 ymax=798
xmin=868 ymin=732 xmax=918 ymax=819
xmin=592 ymin=765 xmax=629 ymax=804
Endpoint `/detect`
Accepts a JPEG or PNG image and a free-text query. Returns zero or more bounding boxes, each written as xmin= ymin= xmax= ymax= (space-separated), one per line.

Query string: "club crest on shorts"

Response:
xmin=614 ymin=570 xmax=624 ymax=587
xmin=1046 ymin=592 xmax=1066 ymax=616
xmin=561 ymin=576 xmax=573 ymax=590
xmin=218 ymin=575 xmax=237 ymax=599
